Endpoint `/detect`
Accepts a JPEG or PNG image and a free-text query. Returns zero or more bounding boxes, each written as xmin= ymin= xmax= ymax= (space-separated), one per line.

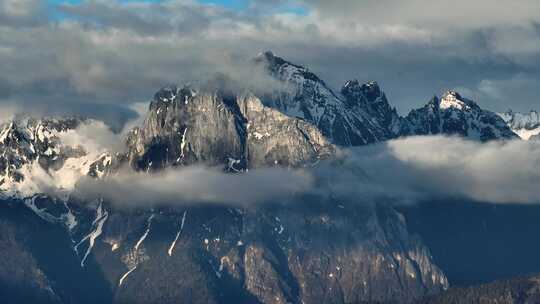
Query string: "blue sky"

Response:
xmin=48 ymin=0 xmax=280 ymax=10
xmin=47 ymin=0 xmax=307 ymax=16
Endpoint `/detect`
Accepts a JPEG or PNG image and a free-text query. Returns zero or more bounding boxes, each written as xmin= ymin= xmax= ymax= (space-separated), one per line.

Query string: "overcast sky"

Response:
xmin=1 ymin=0 xmax=539 ymax=126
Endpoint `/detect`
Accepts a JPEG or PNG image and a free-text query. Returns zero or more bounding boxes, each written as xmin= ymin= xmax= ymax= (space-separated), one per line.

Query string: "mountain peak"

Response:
xmin=254 ymin=50 xmax=289 ymax=68
xmin=341 ymin=80 xmax=384 ymax=105
xmin=256 ymin=50 xmax=275 ymax=59
xmin=439 ymin=91 xmax=473 ymax=110
xmin=403 ymin=91 xmax=518 ymax=141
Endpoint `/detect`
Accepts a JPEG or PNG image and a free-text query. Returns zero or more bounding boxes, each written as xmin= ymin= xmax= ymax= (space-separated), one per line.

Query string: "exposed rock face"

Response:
xmin=126 ymin=86 xmax=334 ymax=171
xmin=401 ymin=91 xmax=518 ymax=141
xmin=499 ymin=110 xmax=540 ymax=140
xmin=0 ymin=118 xmax=80 ymax=184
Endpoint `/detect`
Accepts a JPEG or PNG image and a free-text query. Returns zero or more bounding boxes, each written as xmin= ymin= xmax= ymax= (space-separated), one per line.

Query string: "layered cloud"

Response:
xmin=1 ymin=0 xmax=539 ymax=123
xmin=75 ymin=166 xmax=314 ymax=207
xmin=339 ymin=136 xmax=540 ymax=204
xmin=66 ymin=134 xmax=540 ymax=207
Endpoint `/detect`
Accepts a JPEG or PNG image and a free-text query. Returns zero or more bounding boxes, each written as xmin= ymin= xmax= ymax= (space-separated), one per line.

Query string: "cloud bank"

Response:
xmin=1 ymin=0 xmax=540 ymax=123
xmin=74 ymin=166 xmax=314 ymax=207
xmin=336 ymin=136 xmax=540 ymax=204
xmin=65 ymin=135 xmax=540 ymax=207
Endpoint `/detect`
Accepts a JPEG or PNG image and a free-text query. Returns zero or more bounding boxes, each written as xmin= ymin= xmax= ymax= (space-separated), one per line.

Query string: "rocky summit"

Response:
xmin=401 ymin=91 xmax=518 ymax=141
xmin=0 ymin=52 xmax=527 ymax=304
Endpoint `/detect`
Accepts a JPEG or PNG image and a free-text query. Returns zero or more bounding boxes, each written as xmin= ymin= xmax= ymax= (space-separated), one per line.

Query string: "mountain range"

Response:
xmin=0 ymin=51 xmax=533 ymax=304
xmin=499 ymin=110 xmax=540 ymax=140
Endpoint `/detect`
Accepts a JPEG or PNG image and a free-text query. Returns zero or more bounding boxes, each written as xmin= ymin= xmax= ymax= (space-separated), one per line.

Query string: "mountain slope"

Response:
xmin=0 ymin=118 xmax=111 ymax=196
xmin=1 ymin=194 xmax=448 ymax=304
xmin=255 ymin=51 xmax=401 ymax=146
xmin=499 ymin=110 xmax=540 ymax=140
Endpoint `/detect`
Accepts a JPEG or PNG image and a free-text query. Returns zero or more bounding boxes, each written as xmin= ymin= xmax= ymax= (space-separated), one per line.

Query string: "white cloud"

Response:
xmin=74 ymin=166 xmax=314 ymax=207
xmin=343 ymin=136 xmax=540 ymax=204
xmin=67 ymin=134 xmax=540 ymax=207
xmin=57 ymin=119 xmax=124 ymax=155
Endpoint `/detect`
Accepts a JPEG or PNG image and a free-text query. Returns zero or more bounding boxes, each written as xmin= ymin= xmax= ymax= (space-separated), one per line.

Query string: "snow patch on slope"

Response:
xmin=74 ymin=201 xmax=109 ymax=267
xmin=168 ymin=210 xmax=187 ymax=257
xmin=134 ymin=214 xmax=155 ymax=251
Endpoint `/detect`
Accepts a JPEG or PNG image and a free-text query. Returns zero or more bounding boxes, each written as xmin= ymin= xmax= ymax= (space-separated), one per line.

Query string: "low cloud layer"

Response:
xmin=330 ymin=136 xmax=540 ymax=204
xmin=75 ymin=166 xmax=314 ymax=207
xmin=66 ymin=135 xmax=540 ymax=207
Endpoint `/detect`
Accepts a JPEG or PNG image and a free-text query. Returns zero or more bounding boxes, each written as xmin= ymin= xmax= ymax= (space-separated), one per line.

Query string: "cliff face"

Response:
xmin=126 ymin=87 xmax=334 ymax=171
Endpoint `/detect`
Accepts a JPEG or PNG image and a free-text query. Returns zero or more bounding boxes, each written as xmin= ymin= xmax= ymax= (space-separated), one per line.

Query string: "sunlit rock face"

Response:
xmin=126 ymin=86 xmax=334 ymax=171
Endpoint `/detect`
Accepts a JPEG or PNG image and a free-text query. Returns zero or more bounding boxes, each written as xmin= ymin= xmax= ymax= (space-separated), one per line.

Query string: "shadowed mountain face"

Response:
xmin=0 ymin=52 xmax=528 ymax=304
xmin=0 ymin=196 xmax=448 ymax=304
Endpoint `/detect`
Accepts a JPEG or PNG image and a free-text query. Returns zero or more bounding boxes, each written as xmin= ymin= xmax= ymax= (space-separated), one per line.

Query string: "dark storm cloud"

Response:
xmin=1 ymin=0 xmax=540 ymax=126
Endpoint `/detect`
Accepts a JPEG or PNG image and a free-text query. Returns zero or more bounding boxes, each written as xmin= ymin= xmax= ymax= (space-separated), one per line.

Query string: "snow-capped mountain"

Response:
xmin=498 ymin=110 xmax=540 ymax=140
xmin=0 ymin=81 xmax=449 ymax=303
xmin=401 ymin=91 xmax=519 ymax=141
xmin=255 ymin=52 xmax=517 ymax=144
xmin=0 ymin=118 xmax=112 ymax=197
xmin=4 ymin=51 xmax=531 ymax=304
xmin=255 ymin=51 xmax=401 ymax=145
